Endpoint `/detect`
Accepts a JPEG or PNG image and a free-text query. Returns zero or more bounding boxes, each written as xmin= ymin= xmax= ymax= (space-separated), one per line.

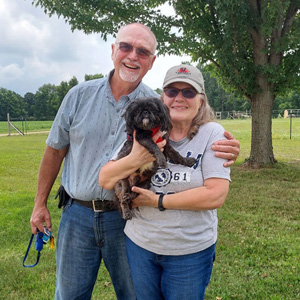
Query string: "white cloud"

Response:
xmin=0 ymin=63 xmax=24 ymax=79
xmin=0 ymin=0 xmax=191 ymax=96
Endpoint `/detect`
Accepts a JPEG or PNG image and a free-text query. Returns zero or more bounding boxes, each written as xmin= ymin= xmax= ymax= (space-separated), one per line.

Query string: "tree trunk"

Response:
xmin=247 ymin=78 xmax=277 ymax=167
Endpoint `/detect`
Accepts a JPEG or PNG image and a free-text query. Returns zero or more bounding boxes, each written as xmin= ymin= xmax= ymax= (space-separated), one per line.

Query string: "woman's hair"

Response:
xmin=161 ymin=92 xmax=215 ymax=140
xmin=188 ymin=94 xmax=215 ymax=139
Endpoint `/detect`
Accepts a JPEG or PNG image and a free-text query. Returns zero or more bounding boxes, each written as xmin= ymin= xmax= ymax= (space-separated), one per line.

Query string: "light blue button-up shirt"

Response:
xmin=46 ymin=70 xmax=158 ymax=200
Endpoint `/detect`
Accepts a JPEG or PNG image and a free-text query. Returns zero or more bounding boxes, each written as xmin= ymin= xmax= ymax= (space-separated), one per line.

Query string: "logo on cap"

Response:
xmin=176 ymin=67 xmax=191 ymax=75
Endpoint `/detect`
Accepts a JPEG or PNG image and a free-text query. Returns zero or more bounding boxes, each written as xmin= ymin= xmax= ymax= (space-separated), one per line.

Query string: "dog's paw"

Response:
xmin=185 ymin=157 xmax=197 ymax=167
xmin=121 ymin=193 xmax=131 ymax=203
xmin=120 ymin=198 xmax=134 ymax=220
xmin=157 ymin=156 xmax=167 ymax=168
xmin=124 ymin=209 xmax=134 ymax=220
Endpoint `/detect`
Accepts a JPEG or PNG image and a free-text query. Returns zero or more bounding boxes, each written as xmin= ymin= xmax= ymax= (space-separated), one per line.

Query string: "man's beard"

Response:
xmin=119 ymin=61 xmax=141 ymax=82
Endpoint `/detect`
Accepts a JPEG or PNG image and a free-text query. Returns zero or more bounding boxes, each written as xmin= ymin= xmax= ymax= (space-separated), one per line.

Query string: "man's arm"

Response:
xmin=212 ymin=131 xmax=240 ymax=167
xmin=30 ymin=145 xmax=68 ymax=234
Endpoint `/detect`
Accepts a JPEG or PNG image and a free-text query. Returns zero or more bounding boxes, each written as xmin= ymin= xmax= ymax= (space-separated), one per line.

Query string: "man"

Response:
xmin=30 ymin=23 xmax=239 ymax=300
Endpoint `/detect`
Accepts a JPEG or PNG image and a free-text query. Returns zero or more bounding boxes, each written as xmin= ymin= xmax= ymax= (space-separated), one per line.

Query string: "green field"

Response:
xmin=0 ymin=120 xmax=53 ymax=135
xmin=0 ymin=119 xmax=299 ymax=299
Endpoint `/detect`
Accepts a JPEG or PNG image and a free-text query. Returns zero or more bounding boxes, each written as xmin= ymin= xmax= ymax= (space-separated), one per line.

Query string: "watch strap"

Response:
xmin=158 ymin=194 xmax=165 ymax=211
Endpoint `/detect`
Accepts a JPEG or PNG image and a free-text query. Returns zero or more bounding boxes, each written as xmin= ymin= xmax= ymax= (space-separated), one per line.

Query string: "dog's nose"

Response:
xmin=142 ymin=111 xmax=149 ymax=117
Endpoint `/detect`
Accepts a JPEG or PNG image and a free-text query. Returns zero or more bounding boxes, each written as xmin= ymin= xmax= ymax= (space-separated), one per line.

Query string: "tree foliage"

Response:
xmin=32 ymin=76 xmax=79 ymax=119
xmin=32 ymin=0 xmax=300 ymax=94
xmin=23 ymin=92 xmax=35 ymax=117
xmin=85 ymin=73 xmax=104 ymax=81
xmin=0 ymin=88 xmax=24 ymax=120
xmin=0 ymin=76 xmax=79 ymax=120
xmin=34 ymin=83 xmax=58 ymax=119
xmin=32 ymin=0 xmax=300 ymax=166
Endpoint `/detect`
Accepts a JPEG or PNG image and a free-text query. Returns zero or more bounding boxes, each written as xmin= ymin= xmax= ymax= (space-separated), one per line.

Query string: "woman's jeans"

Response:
xmin=55 ymin=200 xmax=136 ymax=300
xmin=126 ymin=237 xmax=216 ymax=300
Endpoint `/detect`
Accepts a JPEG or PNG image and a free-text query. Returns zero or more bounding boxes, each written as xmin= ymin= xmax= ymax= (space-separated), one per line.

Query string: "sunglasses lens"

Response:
xmin=118 ymin=42 xmax=152 ymax=58
xmin=118 ymin=42 xmax=133 ymax=53
xmin=164 ymin=88 xmax=198 ymax=99
xmin=137 ymin=48 xmax=152 ymax=58
xmin=182 ymin=89 xmax=197 ymax=98
xmin=164 ymin=88 xmax=179 ymax=98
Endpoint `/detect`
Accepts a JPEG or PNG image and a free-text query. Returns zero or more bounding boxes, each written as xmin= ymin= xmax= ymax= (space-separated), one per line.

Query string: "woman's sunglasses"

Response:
xmin=116 ymin=42 xmax=154 ymax=59
xmin=163 ymin=87 xmax=199 ymax=99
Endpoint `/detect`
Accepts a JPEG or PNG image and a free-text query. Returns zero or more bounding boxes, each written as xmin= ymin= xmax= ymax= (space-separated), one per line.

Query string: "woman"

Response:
xmin=99 ymin=64 xmax=231 ymax=300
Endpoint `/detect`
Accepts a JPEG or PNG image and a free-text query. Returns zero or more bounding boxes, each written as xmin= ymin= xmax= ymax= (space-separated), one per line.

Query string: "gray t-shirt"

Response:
xmin=46 ymin=70 xmax=158 ymax=200
xmin=124 ymin=122 xmax=231 ymax=255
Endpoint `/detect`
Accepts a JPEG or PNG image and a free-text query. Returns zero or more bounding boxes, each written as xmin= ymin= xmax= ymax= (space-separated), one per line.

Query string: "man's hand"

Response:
xmin=30 ymin=203 xmax=52 ymax=234
xmin=212 ymin=131 xmax=240 ymax=167
xmin=29 ymin=145 xmax=67 ymax=234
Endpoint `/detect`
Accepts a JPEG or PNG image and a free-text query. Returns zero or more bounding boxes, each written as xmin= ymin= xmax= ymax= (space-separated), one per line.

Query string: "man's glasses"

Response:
xmin=116 ymin=42 xmax=154 ymax=59
xmin=163 ymin=87 xmax=199 ymax=99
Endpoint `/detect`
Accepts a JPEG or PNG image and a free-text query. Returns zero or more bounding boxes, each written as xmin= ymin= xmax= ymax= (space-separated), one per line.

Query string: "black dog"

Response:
xmin=114 ymin=97 xmax=197 ymax=220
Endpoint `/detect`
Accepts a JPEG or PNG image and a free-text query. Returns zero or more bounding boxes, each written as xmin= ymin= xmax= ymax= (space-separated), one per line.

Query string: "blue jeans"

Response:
xmin=55 ymin=200 xmax=136 ymax=300
xmin=126 ymin=237 xmax=216 ymax=300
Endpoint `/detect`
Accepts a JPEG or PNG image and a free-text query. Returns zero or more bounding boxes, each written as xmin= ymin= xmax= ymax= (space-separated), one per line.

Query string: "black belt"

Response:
xmin=72 ymin=199 xmax=118 ymax=212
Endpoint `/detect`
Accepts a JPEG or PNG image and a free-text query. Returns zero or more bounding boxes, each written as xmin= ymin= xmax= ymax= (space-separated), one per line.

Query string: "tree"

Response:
xmin=289 ymin=92 xmax=300 ymax=108
xmin=34 ymin=84 xmax=58 ymax=119
xmin=32 ymin=0 xmax=300 ymax=166
xmin=33 ymin=77 xmax=79 ymax=119
xmin=85 ymin=74 xmax=104 ymax=81
xmin=154 ymin=88 xmax=162 ymax=95
xmin=23 ymin=92 xmax=35 ymax=118
xmin=202 ymin=69 xmax=251 ymax=112
xmin=56 ymin=76 xmax=79 ymax=109
xmin=274 ymin=91 xmax=300 ymax=111
xmin=0 ymin=88 xmax=23 ymax=120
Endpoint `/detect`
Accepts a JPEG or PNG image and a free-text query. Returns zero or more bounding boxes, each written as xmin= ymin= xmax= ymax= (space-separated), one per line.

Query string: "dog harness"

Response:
xmin=128 ymin=126 xmax=163 ymax=143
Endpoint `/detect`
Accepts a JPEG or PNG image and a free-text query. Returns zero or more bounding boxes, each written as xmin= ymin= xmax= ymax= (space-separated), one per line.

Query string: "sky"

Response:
xmin=0 ymin=0 xmax=190 ymax=96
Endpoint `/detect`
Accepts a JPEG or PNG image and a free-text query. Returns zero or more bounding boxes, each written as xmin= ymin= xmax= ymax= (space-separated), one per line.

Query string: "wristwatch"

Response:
xmin=158 ymin=194 xmax=165 ymax=211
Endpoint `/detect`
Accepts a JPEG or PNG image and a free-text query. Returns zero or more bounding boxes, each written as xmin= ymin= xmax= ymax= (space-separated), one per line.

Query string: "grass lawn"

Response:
xmin=0 ymin=118 xmax=299 ymax=299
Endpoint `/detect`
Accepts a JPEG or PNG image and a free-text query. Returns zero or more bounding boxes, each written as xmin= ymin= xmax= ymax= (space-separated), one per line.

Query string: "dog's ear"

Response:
xmin=159 ymin=101 xmax=173 ymax=132
xmin=123 ymin=102 xmax=135 ymax=134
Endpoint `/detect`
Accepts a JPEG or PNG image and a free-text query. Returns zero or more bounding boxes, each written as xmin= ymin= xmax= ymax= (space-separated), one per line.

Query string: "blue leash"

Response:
xmin=23 ymin=232 xmax=44 ymax=267
xmin=23 ymin=229 xmax=53 ymax=268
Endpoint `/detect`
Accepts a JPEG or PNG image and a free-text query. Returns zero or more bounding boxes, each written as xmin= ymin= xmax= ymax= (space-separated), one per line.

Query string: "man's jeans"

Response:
xmin=126 ymin=237 xmax=216 ymax=300
xmin=55 ymin=200 xmax=136 ymax=300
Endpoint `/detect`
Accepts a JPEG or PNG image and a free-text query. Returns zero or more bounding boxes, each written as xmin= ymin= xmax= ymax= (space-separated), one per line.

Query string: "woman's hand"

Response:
xmin=212 ymin=131 xmax=240 ymax=167
xmin=131 ymin=186 xmax=158 ymax=208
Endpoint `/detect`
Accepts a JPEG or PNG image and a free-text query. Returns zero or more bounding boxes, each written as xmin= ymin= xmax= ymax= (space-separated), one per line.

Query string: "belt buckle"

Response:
xmin=92 ymin=200 xmax=104 ymax=212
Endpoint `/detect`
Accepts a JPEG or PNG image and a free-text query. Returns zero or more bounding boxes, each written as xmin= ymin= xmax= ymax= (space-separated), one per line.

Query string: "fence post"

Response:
xmin=7 ymin=113 xmax=10 ymax=136
xmin=290 ymin=112 xmax=292 ymax=140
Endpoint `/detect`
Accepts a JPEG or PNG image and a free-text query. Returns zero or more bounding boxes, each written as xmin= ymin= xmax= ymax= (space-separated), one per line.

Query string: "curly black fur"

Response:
xmin=114 ymin=97 xmax=197 ymax=220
